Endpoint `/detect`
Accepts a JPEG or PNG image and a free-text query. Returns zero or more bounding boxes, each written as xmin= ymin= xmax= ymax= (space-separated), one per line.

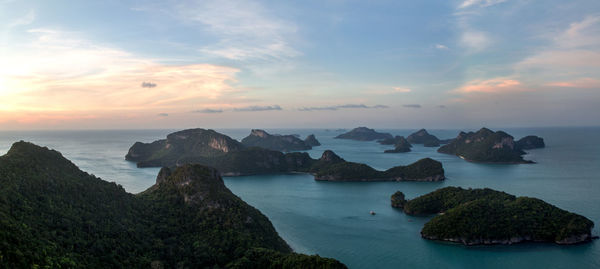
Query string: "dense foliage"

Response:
xmin=0 ymin=141 xmax=345 ymax=268
xmin=399 ymin=187 xmax=594 ymax=245
xmin=334 ymin=127 xmax=393 ymax=141
xmin=438 ymin=128 xmax=531 ymax=163
xmin=390 ymin=191 xmax=407 ymax=208
xmin=241 ymin=129 xmax=312 ymax=152
xmin=228 ymin=248 xmax=346 ymax=269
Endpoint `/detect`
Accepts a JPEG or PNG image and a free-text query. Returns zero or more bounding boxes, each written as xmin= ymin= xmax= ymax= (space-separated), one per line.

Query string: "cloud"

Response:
xmin=141 ymin=82 xmax=157 ymax=88
xmin=192 ymin=108 xmax=224 ymax=113
xmin=455 ymin=78 xmax=521 ymax=93
xmin=0 ymin=29 xmax=240 ymax=113
xmin=234 ymin=105 xmax=282 ymax=112
xmin=435 ymin=44 xmax=449 ymax=50
xmin=546 ymin=78 xmax=600 ymax=89
xmin=157 ymin=113 xmax=168 ymax=117
xmin=460 ymin=31 xmax=491 ymax=52
xmin=515 ymin=15 xmax=600 ymax=87
xmin=392 ymin=87 xmax=412 ymax=93
xmin=458 ymin=0 xmax=507 ymax=9
xmin=402 ymin=104 xmax=422 ymax=108
xmin=176 ymin=0 xmax=299 ymax=61
xmin=366 ymin=86 xmax=411 ymax=95
xmin=7 ymin=10 xmax=35 ymax=29
xmin=298 ymin=104 xmax=389 ymax=111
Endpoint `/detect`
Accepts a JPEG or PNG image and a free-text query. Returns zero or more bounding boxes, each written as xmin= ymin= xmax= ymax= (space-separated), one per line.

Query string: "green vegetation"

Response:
xmin=310 ymin=151 xmax=444 ymax=182
xmin=0 ymin=141 xmax=346 ymax=268
xmin=334 ymin=127 xmax=393 ymax=141
xmin=241 ymin=129 xmax=312 ymax=152
xmin=390 ymin=191 xmax=407 ymax=208
xmin=438 ymin=128 xmax=532 ymax=163
xmin=397 ymin=187 xmax=594 ymax=245
xmin=126 ymin=128 xmax=244 ymax=167
xmin=126 ymin=129 xmax=443 ymax=181
xmin=228 ymin=248 xmax=346 ymax=269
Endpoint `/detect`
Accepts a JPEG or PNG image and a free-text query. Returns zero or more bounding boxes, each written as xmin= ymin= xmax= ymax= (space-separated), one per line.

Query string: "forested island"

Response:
xmin=0 ymin=141 xmax=346 ymax=268
xmin=438 ymin=128 xmax=544 ymax=163
xmin=391 ymin=187 xmax=595 ymax=245
xmin=381 ymin=136 xmax=412 ymax=153
xmin=334 ymin=127 xmax=393 ymax=141
xmin=126 ymin=128 xmax=444 ymax=181
xmin=241 ymin=129 xmax=319 ymax=151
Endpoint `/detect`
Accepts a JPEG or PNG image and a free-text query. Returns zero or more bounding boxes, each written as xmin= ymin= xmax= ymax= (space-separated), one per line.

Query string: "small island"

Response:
xmin=0 ymin=141 xmax=346 ymax=268
xmin=437 ymin=128 xmax=541 ymax=163
xmin=310 ymin=151 xmax=444 ymax=181
xmin=391 ymin=187 xmax=595 ymax=245
xmin=382 ymin=136 xmax=412 ymax=153
xmin=335 ymin=127 xmax=393 ymax=141
xmin=126 ymin=128 xmax=445 ymax=181
xmin=241 ymin=129 xmax=313 ymax=152
xmin=406 ymin=129 xmax=442 ymax=147
xmin=304 ymin=134 xmax=321 ymax=147
xmin=516 ymin=135 xmax=545 ymax=150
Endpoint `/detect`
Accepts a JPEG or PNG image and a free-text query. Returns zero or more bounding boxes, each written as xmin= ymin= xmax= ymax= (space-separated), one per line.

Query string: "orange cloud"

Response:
xmin=546 ymin=78 xmax=600 ymax=89
xmin=455 ymin=78 xmax=522 ymax=93
xmin=0 ymin=29 xmax=241 ymax=113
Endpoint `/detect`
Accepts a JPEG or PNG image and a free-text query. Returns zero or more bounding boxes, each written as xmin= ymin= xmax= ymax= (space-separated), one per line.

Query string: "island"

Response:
xmin=309 ymin=150 xmax=444 ymax=181
xmin=382 ymin=136 xmax=412 ymax=153
xmin=126 ymin=128 xmax=445 ymax=181
xmin=304 ymin=134 xmax=321 ymax=147
xmin=515 ymin=135 xmax=545 ymax=150
xmin=241 ymin=129 xmax=314 ymax=152
xmin=438 ymin=128 xmax=535 ymax=163
xmin=0 ymin=141 xmax=346 ymax=268
xmin=391 ymin=187 xmax=595 ymax=245
xmin=406 ymin=129 xmax=442 ymax=147
xmin=334 ymin=127 xmax=393 ymax=141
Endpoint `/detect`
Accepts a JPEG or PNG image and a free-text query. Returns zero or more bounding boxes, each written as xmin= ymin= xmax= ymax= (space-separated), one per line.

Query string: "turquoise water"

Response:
xmin=1 ymin=127 xmax=599 ymax=268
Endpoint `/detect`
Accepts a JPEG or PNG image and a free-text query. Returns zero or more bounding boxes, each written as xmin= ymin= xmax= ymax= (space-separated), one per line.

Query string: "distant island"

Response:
xmin=126 ymin=128 xmax=444 ymax=181
xmin=310 ymin=150 xmax=444 ymax=181
xmin=406 ymin=129 xmax=442 ymax=147
xmin=438 ymin=128 xmax=544 ymax=163
xmin=391 ymin=187 xmax=595 ymax=245
xmin=241 ymin=129 xmax=319 ymax=151
xmin=515 ymin=135 xmax=545 ymax=150
xmin=0 ymin=141 xmax=346 ymax=268
xmin=334 ymin=127 xmax=393 ymax=141
xmin=382 ymin=136 xmax=412 ymax=153
xmin=304 ymin=134 xmax=321 ymax=147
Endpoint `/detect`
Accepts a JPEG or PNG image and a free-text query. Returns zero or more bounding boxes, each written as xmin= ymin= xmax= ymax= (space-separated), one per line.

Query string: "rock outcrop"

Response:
xmin=304 ymin=134 xmax=321 ymax=147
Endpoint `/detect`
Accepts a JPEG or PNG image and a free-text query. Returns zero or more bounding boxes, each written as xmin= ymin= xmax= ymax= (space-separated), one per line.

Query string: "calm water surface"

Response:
xmin=1 ymin=127 xmax=598 ymax=268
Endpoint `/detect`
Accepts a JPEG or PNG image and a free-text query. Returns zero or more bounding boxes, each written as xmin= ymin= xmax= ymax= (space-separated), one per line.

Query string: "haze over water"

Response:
xmin=1 ymin=127 xmax=598 ymax=268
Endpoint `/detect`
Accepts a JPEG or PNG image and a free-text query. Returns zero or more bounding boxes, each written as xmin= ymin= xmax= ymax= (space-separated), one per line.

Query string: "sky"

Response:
xmin=1 ymin=0 xmax=599 ymax=130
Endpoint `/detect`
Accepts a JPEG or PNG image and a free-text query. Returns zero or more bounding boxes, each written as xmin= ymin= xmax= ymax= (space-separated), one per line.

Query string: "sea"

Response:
xmin=0 ymin=127 xmax=598 ymax=269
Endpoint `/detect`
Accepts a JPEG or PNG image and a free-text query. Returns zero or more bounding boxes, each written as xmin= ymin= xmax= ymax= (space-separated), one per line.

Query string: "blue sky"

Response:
xmin=0 ymin=0 xmax=599 ymax=129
